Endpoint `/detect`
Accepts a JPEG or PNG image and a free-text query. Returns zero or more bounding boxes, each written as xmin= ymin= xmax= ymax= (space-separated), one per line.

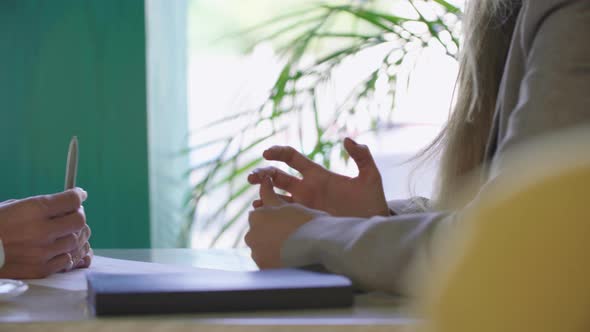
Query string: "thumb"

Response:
xmin=0 ymin=199 xmax=18 ymax=207
xmin=259 ymin=176 xmax=283 ymax=207
xmin=344 ymin=137 xmax=379 ymax=178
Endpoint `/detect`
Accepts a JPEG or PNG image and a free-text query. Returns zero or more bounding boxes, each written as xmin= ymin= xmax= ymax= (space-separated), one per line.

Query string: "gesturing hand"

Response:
xmin=248 ymin=137 xmax=389 ymax=218
xmin=0 ymin=188 xmax=92 ymax=279
xmin=246 ymin=176 xmax=326 ymax=269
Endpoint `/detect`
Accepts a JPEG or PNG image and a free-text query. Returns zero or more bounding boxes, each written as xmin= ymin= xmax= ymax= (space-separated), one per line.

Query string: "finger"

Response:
xmin=263 ymin=146 xmax=319 ymax=175
xmin=38 ymin=188 xmax=88 ymax=218
xmin=343 ymin=137 xmax=379 ymax=178
xmin=46 ymin=226 xmax=90 ymax=262
xmin=248 ymin=167 xmax=301 ymax=192
xmin=0 ymin=199 xmax=18 ymax=207
xmin=74 ymin=224 xmax=91 ymax=245
xmin=83 ymin=224 xmax=92 ymax=241
xmin=259 ymin=177 xmax=283 ymax=207
xmin=70 ymin=242 xmax=90 ymax=267
xmin=252 ymin=194 xmax=293 ymax=208
xmin=47 ymin=208 xmax=86 ymax=240
xmin=252 ymin=200 xmax=263 ymax=209
xmin=76 ymin=254 xmax=92 ymax=269
xmin=76 ymin=248 xmax=93 ymax=269
xmin=46 ymin=233 xmax=79 ymax=259
xmin=48 ymin=253 xmax=74 ymax=274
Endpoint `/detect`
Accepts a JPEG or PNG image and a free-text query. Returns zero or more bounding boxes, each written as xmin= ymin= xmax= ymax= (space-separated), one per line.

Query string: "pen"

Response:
xmin=65 ymin=136 xmax=78 ymax=190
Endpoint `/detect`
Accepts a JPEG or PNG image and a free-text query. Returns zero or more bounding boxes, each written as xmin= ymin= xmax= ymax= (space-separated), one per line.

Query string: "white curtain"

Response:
xmin=146 ymin=0 xmax=190 ymax=247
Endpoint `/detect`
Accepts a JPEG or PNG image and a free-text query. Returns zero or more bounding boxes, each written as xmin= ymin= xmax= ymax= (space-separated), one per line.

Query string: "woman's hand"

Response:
xmin=248 ymin=137 xmax=389 ymax=218
xmin=246 ymin=176 xmax=327 ymax=269
xmin=0 ymin=188 xmax=92 ymax=279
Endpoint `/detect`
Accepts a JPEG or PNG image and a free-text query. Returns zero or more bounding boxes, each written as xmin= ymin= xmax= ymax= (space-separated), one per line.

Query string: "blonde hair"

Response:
xmin=421 ymin=0 xmax=521 ymax=209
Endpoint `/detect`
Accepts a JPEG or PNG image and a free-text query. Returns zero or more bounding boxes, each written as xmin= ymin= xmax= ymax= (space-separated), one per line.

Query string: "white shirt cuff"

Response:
xmin=0 ymin=239 xmax=5 ymax=269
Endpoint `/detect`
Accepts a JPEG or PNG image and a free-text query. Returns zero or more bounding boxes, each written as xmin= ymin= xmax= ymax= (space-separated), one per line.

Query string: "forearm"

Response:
xmin=281 ymin=211 xmax=452 ymax=295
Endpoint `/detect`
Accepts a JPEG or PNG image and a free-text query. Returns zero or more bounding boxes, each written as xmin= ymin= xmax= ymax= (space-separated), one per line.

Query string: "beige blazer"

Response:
xmin=280 ymin=0 xmax=590 ymax=294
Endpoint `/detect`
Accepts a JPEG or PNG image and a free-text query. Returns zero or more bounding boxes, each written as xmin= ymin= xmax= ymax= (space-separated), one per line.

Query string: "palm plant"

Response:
xmin=182 ymin=0 xmax=462 ymax=247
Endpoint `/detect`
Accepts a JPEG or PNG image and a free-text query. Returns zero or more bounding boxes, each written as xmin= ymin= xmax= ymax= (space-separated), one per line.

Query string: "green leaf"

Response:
xmin=194 ymin=108 xmax=260 ymax=131
xmin=323 ymin=5 xmax=414 ymax=32
xmin=313 ymin=44 xmax=363 ymax=67
xmin=271 ymin=64 xmax=292 ymax=107
xmin=209 ymin=194 xmax=257 ymax=247
xmin=188 ymin=127 xmax=285 ymax=207
xmin=179 ymin=137 xmax=231 ymax=154
xmin=215 ymin=6 xmax=323 ymax=41
xmin=432 ymin=0 xmax=461 ymax=14
xmin=206 ymin=157 xmax=264 ymax=193
xmin=202 ymin=182 xmax=254 ymax=229
xmin=253 ymin=13 xmax=326 ymax=45
xmin=232 ymin=224 xmax=249 ymax=248
xmin=313 ymin=32 xmax=379 ymax=40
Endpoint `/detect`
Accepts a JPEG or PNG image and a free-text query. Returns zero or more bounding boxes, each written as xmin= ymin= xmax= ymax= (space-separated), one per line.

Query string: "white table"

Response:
xmin=0 ymin=249 xmax=415 ymax=331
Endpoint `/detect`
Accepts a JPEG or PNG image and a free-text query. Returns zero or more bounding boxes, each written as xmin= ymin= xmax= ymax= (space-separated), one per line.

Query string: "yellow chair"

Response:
xmin=419 ymin=128 xmax=590 ymax=332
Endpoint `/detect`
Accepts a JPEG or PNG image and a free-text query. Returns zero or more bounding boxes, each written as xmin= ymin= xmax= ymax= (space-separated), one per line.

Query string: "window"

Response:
xmin=185 ymin=0 xmax=461 ymax=248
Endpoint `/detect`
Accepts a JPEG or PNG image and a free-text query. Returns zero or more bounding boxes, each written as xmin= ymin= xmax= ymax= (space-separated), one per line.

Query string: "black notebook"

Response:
xmin=86 ymin=268 xmax=354 ymax=316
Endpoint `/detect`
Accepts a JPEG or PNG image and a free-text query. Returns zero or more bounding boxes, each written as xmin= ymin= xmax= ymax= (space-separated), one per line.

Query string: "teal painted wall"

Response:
xmin=0 ymin=0 xmax=150 ymax=248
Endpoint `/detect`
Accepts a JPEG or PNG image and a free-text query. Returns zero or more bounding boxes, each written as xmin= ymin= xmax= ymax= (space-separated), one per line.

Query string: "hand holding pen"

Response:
xmin=0 ymin=137 xmax=92 ymax=279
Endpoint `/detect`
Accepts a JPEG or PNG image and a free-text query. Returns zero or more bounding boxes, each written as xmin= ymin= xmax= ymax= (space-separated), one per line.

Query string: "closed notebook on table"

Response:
xmin=86 ymin=269 xmax=354 ymax=316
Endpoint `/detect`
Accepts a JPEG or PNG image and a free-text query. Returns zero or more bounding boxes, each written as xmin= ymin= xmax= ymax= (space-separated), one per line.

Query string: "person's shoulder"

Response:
xmin=522 ymin=0 xmax=587 ymax=11
xmin=518 ymin=0 xmax=589 ymax=48
xmin=521 ymin=0 xmax=589 ymax=21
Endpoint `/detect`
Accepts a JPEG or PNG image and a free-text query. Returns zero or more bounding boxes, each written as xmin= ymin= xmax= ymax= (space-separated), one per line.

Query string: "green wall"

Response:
xmin=0 ymin=0 xmax=150 ymax=248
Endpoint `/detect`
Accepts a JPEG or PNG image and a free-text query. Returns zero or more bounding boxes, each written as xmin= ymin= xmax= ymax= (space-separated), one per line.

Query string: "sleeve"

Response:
xmin=281 ymin=1 xmax=590 ymax=296
xmin=0 ymin=239 xmax=5 ymax=269
xmin=282 ymin=212 xmax=452 ymax=294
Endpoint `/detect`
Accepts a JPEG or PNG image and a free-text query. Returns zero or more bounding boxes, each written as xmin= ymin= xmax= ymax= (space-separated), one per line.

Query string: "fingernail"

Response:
xmin=347 ymin=137 xmax=358 ymax=145
xmin=77 ymin=188 xmax=88 ymax=200
xmin=66 ymin=253 xmax=74 ymax=271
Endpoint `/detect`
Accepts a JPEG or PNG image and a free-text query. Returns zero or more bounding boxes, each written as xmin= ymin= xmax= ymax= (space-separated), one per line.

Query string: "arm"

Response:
xmin=282 ymin=211 xmax=451 ymax=294
xmin=280 ymin=0 xmax=590 ymax=295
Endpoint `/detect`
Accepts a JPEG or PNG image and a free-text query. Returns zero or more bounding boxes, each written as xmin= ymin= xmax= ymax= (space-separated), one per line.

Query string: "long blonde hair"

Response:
xmin=423 ymin=0 xmax=521 ymax=209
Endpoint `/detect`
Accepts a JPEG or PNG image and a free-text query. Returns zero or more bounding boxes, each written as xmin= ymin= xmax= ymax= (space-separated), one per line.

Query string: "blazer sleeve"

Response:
xmin=282 ymin=0 xmax=590 ymax=295
xmin=282 ymin=211 xmax=452 ymax=294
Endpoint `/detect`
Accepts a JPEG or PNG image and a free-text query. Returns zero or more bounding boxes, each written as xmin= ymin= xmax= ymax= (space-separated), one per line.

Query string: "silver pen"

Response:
xmin=65 ymin=136 xmax=78 ymax=190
